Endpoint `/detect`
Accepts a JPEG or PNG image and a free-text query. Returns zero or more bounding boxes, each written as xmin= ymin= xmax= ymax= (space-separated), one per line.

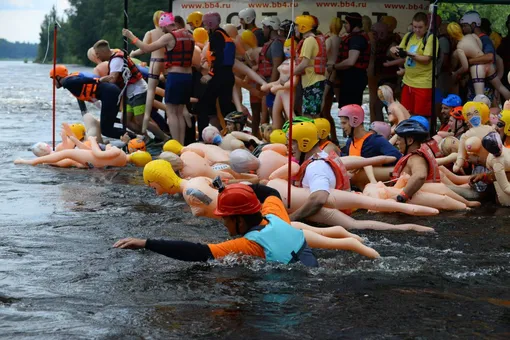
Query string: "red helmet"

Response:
xmin=338 ymin=104 xmax=365 ymax=128
xmin=214 ymin=184 xmax=261 ymax=216
xmin=450 ymin=106 xmax=464 ymax=121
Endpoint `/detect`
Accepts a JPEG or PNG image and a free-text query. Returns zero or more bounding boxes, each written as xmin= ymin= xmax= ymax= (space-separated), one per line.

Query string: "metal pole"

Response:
xmin=123 ymin=0 xmax=128 ymax=130
xmin=430 ymin=3 xmax=438 ymax=134
xmin=287 ymin=7 xmax=296 ymax=209
xmin=52 ymin=22 xmax=58 ymax=151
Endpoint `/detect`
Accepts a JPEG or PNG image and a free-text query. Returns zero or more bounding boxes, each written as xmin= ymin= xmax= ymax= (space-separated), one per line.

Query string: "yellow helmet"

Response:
xmin=313 ymin=118 xmax=331 ymax=140
xmin=130 ymin=151 xmax=152 ymax=167
xmin=290 ymin=122 xmax=319 ymax=153
xmin=295 ymin=15 xmax=315 ymax=34
xmin=69 ymin=123 xmax=86 ymax=140
xmin=241 ymin=30 xmax=257 ymax=49
xmin=143 ymin=159 xmax=182 ymax=194
xmin=163 ymin=139 xmax=183 ymax=155
xmin=329 ymin=17 xmax=342 ymax=35
xmin=187 ymin=11 xmax=203 ymax=27
xmin=269 ymin=129 xmax=287 ymax=144
xmin=500 ymin=109 xmax=510 ymax=136
xmin=462 ymin=101 xmax=490 ymax=127
xmin=193 ymin=27 xmax=209 ymax=45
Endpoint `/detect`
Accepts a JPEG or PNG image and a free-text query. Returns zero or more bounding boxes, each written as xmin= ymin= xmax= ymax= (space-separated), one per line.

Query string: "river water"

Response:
xmin=1 ymin=61 xmax=510 ymax=339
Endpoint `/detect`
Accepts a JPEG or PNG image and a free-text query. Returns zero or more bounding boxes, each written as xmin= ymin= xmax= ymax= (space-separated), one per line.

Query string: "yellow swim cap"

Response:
xmin=241 ymin=30 xmax=258 ymax=49
xmin=329 ymin=17 xmax=342 ymax=35
xmin=143 ymin=159 xmax=182 ymax=193
xmin=70 ymin=123 xmax=86 ymax=140
xmin=490 ymin=32 xmax=502 ymax=49
xmin=163 ymin=139 xmax=183 ymax=155
xmin=269 ymin=129 xmax=287 ymax=144
xmin=130 ymin=151 xmax=152 ymax=167
xmin=193 ymin=27 xmax=209 ymax=45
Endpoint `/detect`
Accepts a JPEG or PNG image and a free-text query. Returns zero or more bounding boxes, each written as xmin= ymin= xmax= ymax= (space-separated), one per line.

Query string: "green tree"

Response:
xmin=438 ymin=3 xmax=510 ymax=35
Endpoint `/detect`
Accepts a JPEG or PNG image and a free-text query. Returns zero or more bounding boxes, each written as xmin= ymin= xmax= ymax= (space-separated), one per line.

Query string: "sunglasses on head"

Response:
xmin=497 ymin=121 xmax=505 ymax=128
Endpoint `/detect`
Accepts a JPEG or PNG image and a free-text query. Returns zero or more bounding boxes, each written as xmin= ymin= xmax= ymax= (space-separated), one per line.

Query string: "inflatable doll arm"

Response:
xmin=268 ymin=162 xmax=300 ymax=180
xmin=231 ymin=131 xmax=262 ymax=145
xmin=492 ymin=161 xmax=510 ymax=195
xmin=261 ymin=80 xmax=279 ymax=92
xmin=453 ymin=133 xmax=468 ymax=173
xmin=436 ymin=131 xmax=454 ymax=139
xmin=67 ymin=135 xmax=91 ymax=150
xmin=233 ymin=60 xmax=267 ymax=86
xmin=89 ymin=137 xmax=121 ymax=159
xmin=436 ymin=153 xmax=458 ymax=166
xmin=262 ymin=143 xmax=288 ymax=155
xmin=388 ymin=134 xmax=398 ymax=145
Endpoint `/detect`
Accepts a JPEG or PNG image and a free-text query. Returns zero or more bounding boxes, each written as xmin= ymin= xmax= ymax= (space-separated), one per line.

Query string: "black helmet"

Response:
xmin=224 ymin=111 xmax=248 ymax=125
xmin=394 ymin=118 xmax=429 ymax=139
xmin=279 ymin=19 xmax=294 ymax=35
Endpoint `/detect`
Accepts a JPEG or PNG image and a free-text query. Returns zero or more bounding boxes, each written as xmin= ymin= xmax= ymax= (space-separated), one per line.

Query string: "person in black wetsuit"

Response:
xmin=197 ymin=12 xmax=236 ymax=140
xmin=50 ymin=65 xmax=136 ymax=140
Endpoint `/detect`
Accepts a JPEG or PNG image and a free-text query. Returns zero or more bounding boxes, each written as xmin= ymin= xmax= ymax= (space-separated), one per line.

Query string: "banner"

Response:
xmin=173 ymin=0 xmax=431 ymax=37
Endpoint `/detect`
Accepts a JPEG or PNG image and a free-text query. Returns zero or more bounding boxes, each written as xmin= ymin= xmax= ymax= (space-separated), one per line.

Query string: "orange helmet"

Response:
xmin=214 ymin=184 xmax=261 ymax=217
xmin=450 ymin=106 xmax=464 ymax=121
xmin=127 ymin=138 xmax=146 ymax=153
xmin=49 ymin=65 xmax=69 ymax=79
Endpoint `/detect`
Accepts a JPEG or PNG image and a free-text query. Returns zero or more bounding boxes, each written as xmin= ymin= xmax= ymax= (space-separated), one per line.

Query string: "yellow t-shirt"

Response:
xmin=300 ymin=36 xmax=326 ymax=88
xmin=399 ymin=33 xmax=438 ymax=89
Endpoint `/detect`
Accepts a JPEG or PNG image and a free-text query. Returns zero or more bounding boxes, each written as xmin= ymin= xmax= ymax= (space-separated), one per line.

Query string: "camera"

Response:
xmin=397 ymin=48 xmax=408 ymax=58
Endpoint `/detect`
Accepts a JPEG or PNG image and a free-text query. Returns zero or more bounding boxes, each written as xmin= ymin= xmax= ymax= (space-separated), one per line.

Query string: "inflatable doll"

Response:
xmin=193 ymin=27 xmax=209 ymax=49
xmin=447 ymin=22 xmax=510 ymax=99
xmin=363 ymin=174 xmax=480 ymax=210
xmin=261 ymin=41 xmax=299 ymax=130
xmin=15 ymin=136 xmax=138 ymax=168
xmin=180 ymin=151 xmax=234 ymax=180
xmin=182 ymin=142 xmax=231 ymax=165
xmin=378 ymin=85 xmax=410 ymax=144
xmin=143 ymin=160 xmax=433 ymax=234
xmin=481 ymin=131 xmax=510 ymax=205
xmin=128 ymin=10 xmax=167 ymax=134
xmin=453 ymin=102 xmax=494 ymax=173
xmin=201 ymin=126 xmax=245 ymax=151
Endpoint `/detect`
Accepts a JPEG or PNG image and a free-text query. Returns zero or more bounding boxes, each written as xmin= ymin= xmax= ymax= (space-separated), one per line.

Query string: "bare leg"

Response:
xmin=271 ymin=92 xmax=286 ymax=129
xmin=470 ymin=64 xmax=486 ymax=96
xmin=166 ymin=103 xmax=183 ymax=144
xmin=176 ymin=104 xmax=186 ymax=144
xmin=307 ymin=208 xmax=435 ymax=232
xmin=291 ymin=221 xmax=363 ymax=242
xmin=302 ymin=230 xmax=380 ymax=258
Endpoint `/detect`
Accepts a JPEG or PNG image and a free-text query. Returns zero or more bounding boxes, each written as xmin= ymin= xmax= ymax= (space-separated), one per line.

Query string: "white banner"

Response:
xmin=173 ymin=0 xmax=431 ymax=37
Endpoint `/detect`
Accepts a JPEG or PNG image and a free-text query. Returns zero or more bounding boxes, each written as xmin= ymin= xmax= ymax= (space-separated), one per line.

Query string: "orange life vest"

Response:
xmin=337 ymin=31 xmax=371 ymax=69
xmin=296 ymin=34 xmax=327 ymax=75
xmin=257 ymin=37 xmax=285 ymax=78
xmin=108 ymin=51 xmax=143 ymax=89
xmin=391 ymin=144 xmax=440 ymax=183
xmin=165 ymin=28 xmax=195 ymax=68
xmin=67 ymin=73 xmax=99 ymax=102
xmin=294 ymin=151 xmax=351 ymax=191
xmin=206 ymin=29 xmax=235 ymax=70
xmin=319 ymin=140 xmax=332 ymax=150
xmin=348 ymin=132 xmax=373 ymax=157
xmin=423 ymin=138 xmax=443 ymax=158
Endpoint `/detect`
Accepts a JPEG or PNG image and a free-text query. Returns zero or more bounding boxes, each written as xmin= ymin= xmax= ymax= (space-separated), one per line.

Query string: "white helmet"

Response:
xmin=460 ymin=11 xmax=481 ymax=27
xmin=261 ymin=16 xmax=280 ymax=30
xmin=239 ymin=8 xmax=256 ymax=25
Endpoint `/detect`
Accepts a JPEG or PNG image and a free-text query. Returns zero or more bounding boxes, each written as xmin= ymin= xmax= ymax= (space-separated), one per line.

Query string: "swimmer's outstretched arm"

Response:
xmin=114 ymin=238 xmax=213 ymax=262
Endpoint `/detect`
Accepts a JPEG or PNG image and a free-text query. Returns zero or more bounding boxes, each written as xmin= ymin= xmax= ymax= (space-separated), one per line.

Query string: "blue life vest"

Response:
xmin=136 ymin=65 xmax=149 ymax=80
xmin=245 ymin=214 xmax=306 ymax=264
xmin=78 ymin=71 xmax=98 ymax=79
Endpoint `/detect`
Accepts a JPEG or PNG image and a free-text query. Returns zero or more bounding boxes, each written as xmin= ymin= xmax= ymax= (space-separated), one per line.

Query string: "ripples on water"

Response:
xmin=1 ymin=61 xmax=510 ymax=338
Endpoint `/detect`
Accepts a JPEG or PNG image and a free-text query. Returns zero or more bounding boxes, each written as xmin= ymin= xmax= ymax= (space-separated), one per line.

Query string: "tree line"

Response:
xmin=34 ymin=1 xmax=510 ymax=65
xmin=35 ymin=0 xmax=171 ymax=65
xmin=0 ymin=39 xmax=38 ymax=60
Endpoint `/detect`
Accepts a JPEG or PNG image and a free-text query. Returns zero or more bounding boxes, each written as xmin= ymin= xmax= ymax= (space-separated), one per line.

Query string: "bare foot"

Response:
xmin=347 ymin=238 xmax=380 ymax=259
xmin=14 ymin=159 xmax=27 ymax=164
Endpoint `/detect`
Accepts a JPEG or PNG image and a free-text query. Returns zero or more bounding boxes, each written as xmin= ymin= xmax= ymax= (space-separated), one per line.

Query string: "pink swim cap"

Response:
xmin=159 ymin=12 xmax=175 ymax=27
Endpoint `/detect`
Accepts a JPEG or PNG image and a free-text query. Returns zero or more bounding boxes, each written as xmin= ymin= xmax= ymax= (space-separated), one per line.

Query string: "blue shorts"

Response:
xmin=165 ymin=72 xmax=192 ymax=105
xmin=266 ymin=92 xmax=276 ymax=108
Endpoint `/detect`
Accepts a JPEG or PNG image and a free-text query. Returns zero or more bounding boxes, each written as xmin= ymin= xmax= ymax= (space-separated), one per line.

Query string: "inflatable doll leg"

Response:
xmin=421 ymin=183 xmax=481 ymax=207
xmin=494 ymin=182 xmax=510 ymax=206
xmin=271 ymin=92 xmax=286 ymax=129
xmin=15 ymin=149 xmax=83 ymax=166
xmin=291 ymin=221 xmax=363 ymax=242
xmin=470 ymin=65 xmax=486 ymax=96
xmin=440 ymin=166 xmax=470 ymax=185
xmin=307 ymin=207 xmax=435 ymax=232
xmin=51 ymin=159 xmax=88 ymax=168
xmin=302 ymin=230 xmax=380 ymax=259
xmin=341 ymin=156 xmax=397 ymax=170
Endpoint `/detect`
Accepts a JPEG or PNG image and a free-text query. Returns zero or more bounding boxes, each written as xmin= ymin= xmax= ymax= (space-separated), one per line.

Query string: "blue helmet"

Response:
xmin=395 ymin=118 xmax=429 ymax=139
xmin=408 ymin=115 xmax=430 ymax=131
xmin=442 ymin=94 xmax=462 ymax=108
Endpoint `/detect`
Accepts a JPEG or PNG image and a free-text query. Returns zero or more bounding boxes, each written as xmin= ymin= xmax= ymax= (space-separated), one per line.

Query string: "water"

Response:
xmin=1 ymin=61 xmax=510 ymax=339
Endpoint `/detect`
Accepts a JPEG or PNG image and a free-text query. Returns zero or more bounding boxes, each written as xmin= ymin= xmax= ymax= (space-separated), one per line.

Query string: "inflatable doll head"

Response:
xmin=163 ymin=139 xmax=183 ymax=155
xmin=130 ymin=151 xmax=152 ymax=167
xmin=30 ymin=142 xmax=52 ymax=157
xmin=143 ymin=159 xmax=182 ymax=195
xmin=482 ymin=131 xmax=503 ymax=157
xmin=462 ymin=101 xmax=489 ymax=128
xmin=202 ymin=125 xmax=222 ymax=144
xmin=158 ymin=152 xmax=184 ymax=171
xmin=230 ymin=149 xmax=260 ymax=173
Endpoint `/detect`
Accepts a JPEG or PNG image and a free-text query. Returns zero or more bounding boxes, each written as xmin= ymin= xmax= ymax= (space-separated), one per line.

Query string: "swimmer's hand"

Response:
xmin=113 ymin=238 xmax=147 ymax=250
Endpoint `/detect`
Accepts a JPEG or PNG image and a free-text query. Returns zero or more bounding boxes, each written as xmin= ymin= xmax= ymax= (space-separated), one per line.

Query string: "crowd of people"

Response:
xmin=15 ymin=9 xmax=510 ymax=267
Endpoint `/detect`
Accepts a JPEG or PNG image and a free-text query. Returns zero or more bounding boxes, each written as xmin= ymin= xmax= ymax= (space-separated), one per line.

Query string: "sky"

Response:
xmin=0 ymin=0 xmax=70 ymax=43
